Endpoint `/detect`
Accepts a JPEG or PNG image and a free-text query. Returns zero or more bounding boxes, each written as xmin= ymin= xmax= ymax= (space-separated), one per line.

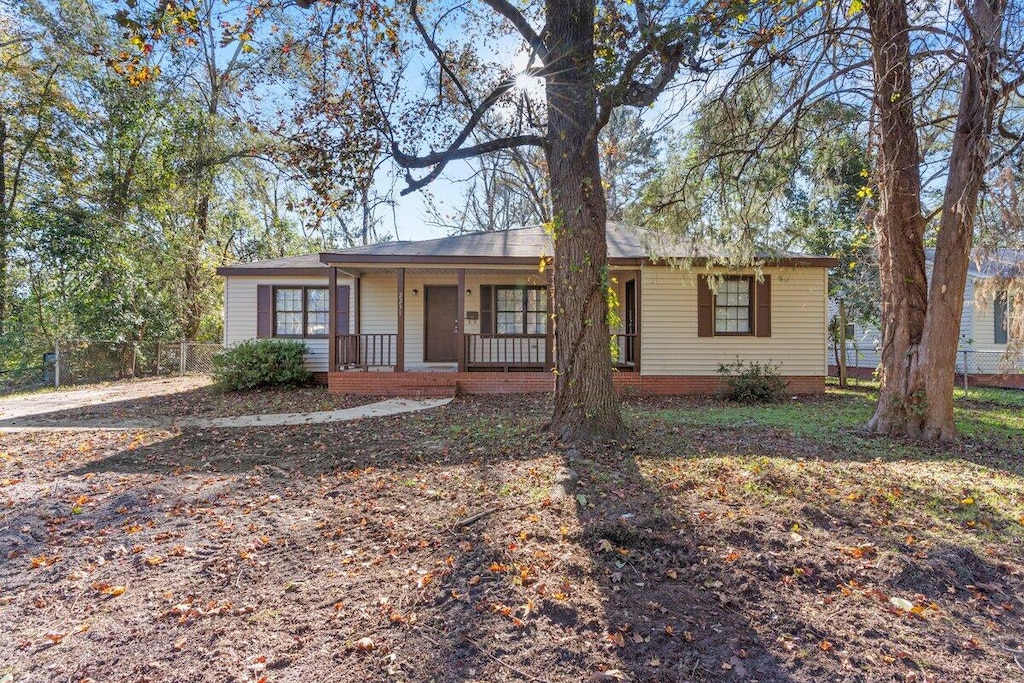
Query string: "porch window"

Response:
xmin=274 ymin=287 xmax=328 ymax=337
xmin=995 ymin=291 xmax=1008 ymax=344
xmin=495 ymin=286 xmax=547 ymax=335
xmin=714 ymin=277 xmax=753 ymax=335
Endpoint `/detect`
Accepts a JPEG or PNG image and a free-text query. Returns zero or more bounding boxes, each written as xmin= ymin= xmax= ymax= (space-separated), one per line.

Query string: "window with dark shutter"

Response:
xmin=698 ymin=275 xmax=770 ymax=337
xmin=494 ymin=286 xmax=547 ymax=335
xmin=265 ymin=286 xmax=330 ymax=338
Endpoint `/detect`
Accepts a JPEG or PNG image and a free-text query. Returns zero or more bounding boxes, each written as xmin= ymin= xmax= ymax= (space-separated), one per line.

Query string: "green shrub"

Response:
xmin=717 ymin=359 xmax=787 ymax=403
xmin=212 ymin=339 xmax=311 ymax=391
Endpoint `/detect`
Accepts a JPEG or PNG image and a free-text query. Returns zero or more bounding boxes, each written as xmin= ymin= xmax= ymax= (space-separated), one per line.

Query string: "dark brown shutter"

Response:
xmin=697 ymin=276 xmax=713 ymax=337
xmin=755 ymin=275 xmax=771 ymax=337
xmin=480 ymin=285 xmax=493 ymax=334
xmin=256 ymin=285 xmax=273 ymax=338
xmin=337 ymin=285 xmax=350 ymax=335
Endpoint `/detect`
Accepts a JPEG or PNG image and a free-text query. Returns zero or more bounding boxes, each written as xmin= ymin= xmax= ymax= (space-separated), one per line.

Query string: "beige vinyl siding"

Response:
xmin=972 ymin=278 xmax=1007 ymax=352
xmin=223 ymin=274 xmax=351 ymax=373
xmin=358 ymin=274 xmax=398 ymax=338
xmin=641 ymin=265 xmax=827 ymax=376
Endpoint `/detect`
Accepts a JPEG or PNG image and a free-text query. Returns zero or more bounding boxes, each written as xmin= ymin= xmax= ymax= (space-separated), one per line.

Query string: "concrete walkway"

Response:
xmin=0 ymin=397 xmax=453 ymax=432
xmin=176 ymin=398 xmax=453 ymax=428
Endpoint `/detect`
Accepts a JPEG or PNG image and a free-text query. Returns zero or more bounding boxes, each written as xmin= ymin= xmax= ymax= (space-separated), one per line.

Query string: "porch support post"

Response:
xmin=396 ymin=268 xmax=405 ymax=372
xmin=353 ymin=276 xmax=361 ymax=334
xmin=633 ymin=269 xmax=642 ymax=374
xmin=457 ymin=268 xmax=466 ymax=372
xmin=328 ymin=266 xmax=338 ymax=372
xmin=545 ymin=268 xmax=555 ymax=371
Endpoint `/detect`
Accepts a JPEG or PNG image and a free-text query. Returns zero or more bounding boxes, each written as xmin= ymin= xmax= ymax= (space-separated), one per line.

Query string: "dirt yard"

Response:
xmin=0 ymin=377 xmax=369 ymax=428
xmin=1 ymin=386 xmax=1022 ymax=682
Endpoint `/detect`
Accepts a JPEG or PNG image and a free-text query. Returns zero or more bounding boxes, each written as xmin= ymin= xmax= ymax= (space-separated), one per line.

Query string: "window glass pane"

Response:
xmin=307 ymin=288 xmax=328 ymax=312
xmin=276 ymin=288 xmax=302 ymax=312
xmin=307 ymin=311 xmax=328 ymax=336
xmin=497 ymin=312 xmax=522 ymax=335
xmin=527 ymin=288 xmax=546 ymax=311
xmin=527 ymin=312 xmax=546 ymax=335
xmin=497 ymin=288 xmax=524 ymax=312
xmin=276 ymin=311 xmax=302 ymax=336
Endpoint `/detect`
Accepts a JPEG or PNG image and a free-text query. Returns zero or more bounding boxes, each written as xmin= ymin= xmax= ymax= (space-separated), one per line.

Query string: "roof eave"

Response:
xmin=317 ymin=253 xmax=839 ymax=268
xmin=216 ymin=266 xmax=328 ymax=276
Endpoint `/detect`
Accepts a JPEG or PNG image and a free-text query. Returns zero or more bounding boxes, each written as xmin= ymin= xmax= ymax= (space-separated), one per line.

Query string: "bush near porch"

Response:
xmin=212 ymin=339 xmax=312 ymax=391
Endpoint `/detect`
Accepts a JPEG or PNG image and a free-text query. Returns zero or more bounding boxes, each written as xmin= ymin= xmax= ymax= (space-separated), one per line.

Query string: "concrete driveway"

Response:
xmin=0 ymin=376 xmax=211 ymax=423
xmin=0 ymin=377 xmax=451 ymax=430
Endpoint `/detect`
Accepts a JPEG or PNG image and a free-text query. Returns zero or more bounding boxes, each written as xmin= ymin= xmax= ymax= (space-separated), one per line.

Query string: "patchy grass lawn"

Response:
xmin=1 ymin=387 xmax=1022 ymax=682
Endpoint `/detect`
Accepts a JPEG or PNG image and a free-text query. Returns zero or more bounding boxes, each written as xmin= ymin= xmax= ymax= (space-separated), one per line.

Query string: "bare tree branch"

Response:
xmin=397 ymin=135 xmax=546 ymax=195
xmin=410 ymin=0 xmax=474 ymax=108
xmin=478 ymin=0 xmax=549 ymax=64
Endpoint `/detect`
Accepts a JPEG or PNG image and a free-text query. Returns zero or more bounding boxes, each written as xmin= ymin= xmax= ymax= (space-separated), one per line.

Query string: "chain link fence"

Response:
xmin=832 ymin=345 xmax=1024 ymax=391
xmin=49 ymin=340 xmax=222 ymax=388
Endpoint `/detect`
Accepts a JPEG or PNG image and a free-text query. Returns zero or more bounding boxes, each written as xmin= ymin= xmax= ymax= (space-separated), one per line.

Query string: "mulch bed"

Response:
xmin=1 ymin=394 xmax=1022 ymax=682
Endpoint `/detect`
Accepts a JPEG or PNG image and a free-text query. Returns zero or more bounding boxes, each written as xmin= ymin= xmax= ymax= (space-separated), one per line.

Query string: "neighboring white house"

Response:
xmin=217 ymin=223 xmax=838 ymax=396
xmin=832 ymin=249 xmax=1023 ymax=376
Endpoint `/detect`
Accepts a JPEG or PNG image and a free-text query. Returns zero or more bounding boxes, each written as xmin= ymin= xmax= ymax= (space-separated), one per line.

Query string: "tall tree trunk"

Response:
xmin=544 ymin=0 xmax=626 ymax=442
xmin=913 ymin=0 xmax=1005 ymax=441
xmin=0 ymin=118 xmax=8 ymax=338
xmin=360 ymin=182 xmax=372 ymax=246
xmin=182 ymin=191 xmax=210 ymax=341
xmin=864 ymin=0 xmax=930 ymax=436
xmin=183 ymin=87 xmax=219 ymax=342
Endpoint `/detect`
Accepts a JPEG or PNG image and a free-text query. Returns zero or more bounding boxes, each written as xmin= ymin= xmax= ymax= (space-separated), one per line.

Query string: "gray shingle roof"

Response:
xmin=321 ymin=222 xmax=825 ymax=263
xmin=218 ymin=223 xmax=834 ymax=274
xmin=220 ymin=253 xmax=328 ymax=270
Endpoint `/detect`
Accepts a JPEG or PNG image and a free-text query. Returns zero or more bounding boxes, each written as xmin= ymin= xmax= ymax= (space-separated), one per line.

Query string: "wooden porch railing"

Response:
xmin=465 ymin=334 xmax=548 ymax=370
xmin=336 ymin=332 xmax=636 ymax=372
xmin=337 ymin=334 xmax=397 ymax=369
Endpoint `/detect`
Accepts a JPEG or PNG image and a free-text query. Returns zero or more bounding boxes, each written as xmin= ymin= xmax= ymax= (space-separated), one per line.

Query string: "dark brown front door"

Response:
xmin=424 ymin=286 xmax=459 ymax=362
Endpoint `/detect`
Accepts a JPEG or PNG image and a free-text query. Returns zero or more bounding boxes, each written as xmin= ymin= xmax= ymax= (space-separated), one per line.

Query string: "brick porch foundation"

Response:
xmin=327 ymin=372 xmax=826 ymax=397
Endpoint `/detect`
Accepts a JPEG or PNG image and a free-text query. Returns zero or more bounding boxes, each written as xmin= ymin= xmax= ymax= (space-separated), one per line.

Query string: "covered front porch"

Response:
xmin=324 ymin=263 xmax=640 ymax=383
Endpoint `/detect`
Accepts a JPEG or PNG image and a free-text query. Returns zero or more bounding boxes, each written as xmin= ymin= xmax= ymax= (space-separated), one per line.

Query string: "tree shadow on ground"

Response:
xmin=17 ymin=396 xmax=795 ymax=681
xmin=3 ymin=393 xmax=1021 ymax=681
